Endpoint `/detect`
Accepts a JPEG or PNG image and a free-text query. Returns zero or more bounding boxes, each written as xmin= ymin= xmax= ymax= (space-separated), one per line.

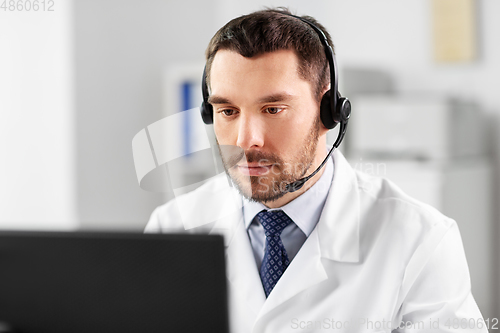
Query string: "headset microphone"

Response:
xmin=200 ymin=13 xmax=351 ymax=194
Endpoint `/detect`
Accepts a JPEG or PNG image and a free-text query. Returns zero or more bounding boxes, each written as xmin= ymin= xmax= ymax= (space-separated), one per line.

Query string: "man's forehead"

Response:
xmin=211 ymin=49 xmax=300 ymax=75
xmin=209 ymin=49 xmax=310 ymax=98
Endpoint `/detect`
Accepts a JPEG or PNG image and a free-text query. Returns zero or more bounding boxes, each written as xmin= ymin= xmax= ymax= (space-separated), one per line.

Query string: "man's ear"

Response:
xmin=318 ymin=85 xmax=330 ymax=102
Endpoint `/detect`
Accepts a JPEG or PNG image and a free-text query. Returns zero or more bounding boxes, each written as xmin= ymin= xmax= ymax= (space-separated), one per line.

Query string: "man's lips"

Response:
xmin=236 ymin=164 xmax=273 ymax=176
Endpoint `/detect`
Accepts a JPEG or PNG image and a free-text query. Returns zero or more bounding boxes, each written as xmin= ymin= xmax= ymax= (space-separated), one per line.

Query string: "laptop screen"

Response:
xmin=0 ymin=231 xmax=228 ymax=333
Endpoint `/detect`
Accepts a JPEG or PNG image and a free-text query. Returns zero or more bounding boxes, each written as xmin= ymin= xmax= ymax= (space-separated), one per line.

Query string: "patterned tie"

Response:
xmin=257 ymin=209 xmax=293 ymax=297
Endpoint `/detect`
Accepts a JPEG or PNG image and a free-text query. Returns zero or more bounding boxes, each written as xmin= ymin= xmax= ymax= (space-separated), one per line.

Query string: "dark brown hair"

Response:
xmin=205 ymin=8 xmax=334 ymax=99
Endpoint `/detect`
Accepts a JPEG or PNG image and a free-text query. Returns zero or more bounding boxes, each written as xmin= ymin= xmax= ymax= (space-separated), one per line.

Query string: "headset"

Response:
xmin=199 ymin=13 xmax=351 ymax=193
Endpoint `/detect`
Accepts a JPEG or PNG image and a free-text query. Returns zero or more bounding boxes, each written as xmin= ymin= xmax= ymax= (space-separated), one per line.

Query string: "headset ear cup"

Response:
xmin=338 ymin=97 xmax=351 ymax=123
xmin=200 ymin=101 xmax=213 ymax=124
xmin=200 ymin=66 xmax=213 ymax=124
xmin=320 ymin=90 xmax=337 ymax=129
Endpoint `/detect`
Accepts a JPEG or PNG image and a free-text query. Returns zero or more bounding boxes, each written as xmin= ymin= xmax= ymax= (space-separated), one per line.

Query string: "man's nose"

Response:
xmin=236 ymin=113 xmax=265 ymax=150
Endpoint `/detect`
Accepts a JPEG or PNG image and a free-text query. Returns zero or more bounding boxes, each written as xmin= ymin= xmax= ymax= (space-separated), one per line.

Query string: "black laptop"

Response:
xmin=0 ymin=231 xmax=228 ymax=333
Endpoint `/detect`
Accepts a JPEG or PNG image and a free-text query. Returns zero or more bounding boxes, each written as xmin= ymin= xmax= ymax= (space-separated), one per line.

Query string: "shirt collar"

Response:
xmin=242 ymin=154 xmax=334 ymax=237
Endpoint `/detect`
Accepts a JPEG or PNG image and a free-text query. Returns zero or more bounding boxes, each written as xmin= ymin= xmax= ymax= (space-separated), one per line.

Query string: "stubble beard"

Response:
xmin=218 ymin=117 xmax=321 ymax=203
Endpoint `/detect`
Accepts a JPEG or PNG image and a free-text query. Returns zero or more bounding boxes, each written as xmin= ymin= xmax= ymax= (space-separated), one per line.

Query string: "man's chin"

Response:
xmin=228 ymin=173 xmax=289 ymax=203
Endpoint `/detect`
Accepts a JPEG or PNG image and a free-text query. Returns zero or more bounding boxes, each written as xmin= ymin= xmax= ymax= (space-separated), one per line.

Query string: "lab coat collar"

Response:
xmin=317 ymin=149 xmax=360 ymax=263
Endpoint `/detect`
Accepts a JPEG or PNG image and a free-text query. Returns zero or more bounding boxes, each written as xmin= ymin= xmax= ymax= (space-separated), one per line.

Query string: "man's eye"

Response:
xmin=220 ymin=109 xmax=237 ymax=116
xmin=265 ymin=107 xmax=283 ymax=115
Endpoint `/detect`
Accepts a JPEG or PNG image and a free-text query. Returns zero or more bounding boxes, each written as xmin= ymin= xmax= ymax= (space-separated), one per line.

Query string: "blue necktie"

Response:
xmin=257 ymin=209 xmax=293 ymax=297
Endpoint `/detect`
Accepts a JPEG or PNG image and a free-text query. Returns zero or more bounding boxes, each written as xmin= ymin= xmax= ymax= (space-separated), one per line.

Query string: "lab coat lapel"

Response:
xmin=223 ymin=216 xmax=266 ymax=317
xmin=256 ymin=227 xmax=328 ymax=318
xmin=208 ymin=193 xmax=266 ymax=319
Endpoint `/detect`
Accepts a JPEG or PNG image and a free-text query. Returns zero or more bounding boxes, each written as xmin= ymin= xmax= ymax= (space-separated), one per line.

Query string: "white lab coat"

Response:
xmin=145 ymin=150 xmax=486 ymax=333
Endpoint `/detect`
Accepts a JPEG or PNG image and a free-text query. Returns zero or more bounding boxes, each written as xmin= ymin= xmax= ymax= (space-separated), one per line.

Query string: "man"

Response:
xmin=145 ymin=8 xmax=486 ymax=333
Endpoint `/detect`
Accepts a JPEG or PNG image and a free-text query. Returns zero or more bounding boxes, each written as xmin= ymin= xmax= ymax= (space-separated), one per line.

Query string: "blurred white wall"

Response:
xmin=0 ymin=0 xmax=77 ymax=230
xmin=73 ymin=0 xmax=219 ymax=230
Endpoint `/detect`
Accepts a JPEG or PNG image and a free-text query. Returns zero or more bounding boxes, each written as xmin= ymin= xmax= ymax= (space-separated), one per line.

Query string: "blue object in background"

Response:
xmin=181 ymin=81 xmax=194 ymax=158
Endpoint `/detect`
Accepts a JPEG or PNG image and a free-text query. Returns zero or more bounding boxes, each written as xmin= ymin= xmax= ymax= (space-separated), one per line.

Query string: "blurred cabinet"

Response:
xmin=348 ymin=96 xmax=486 ymax=160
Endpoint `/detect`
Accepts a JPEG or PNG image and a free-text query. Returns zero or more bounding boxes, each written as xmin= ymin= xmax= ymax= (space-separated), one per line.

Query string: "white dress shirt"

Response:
xmin=243 ymin=155 xmax=334 ymax=268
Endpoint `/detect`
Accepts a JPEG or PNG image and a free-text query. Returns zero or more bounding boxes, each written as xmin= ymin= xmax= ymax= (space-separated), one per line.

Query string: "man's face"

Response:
xmin=210 ymin=49 xmax=327 ymax=204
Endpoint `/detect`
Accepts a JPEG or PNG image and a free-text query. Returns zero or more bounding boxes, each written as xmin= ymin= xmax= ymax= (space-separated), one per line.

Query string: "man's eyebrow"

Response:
xmin=208 ymin=95 xmax=232 ymax=105
xmin=208 ymin=93 xmax=296 ymax=105
xmin=258 ymin=93 xmax=296 ymax=104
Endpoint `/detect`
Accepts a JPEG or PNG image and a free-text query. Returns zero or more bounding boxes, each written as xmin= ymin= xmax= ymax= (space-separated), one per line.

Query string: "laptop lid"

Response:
xmin=0 ymin=231 xmax=228 ymax=333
